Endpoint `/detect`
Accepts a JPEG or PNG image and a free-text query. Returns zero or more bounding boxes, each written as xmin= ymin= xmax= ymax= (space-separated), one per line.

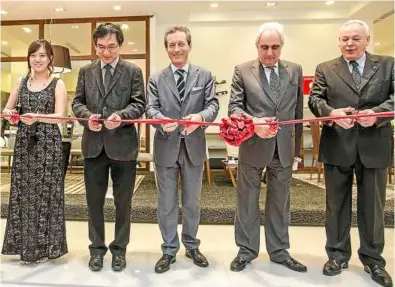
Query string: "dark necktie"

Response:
xmin=175 ymin=69 xmax=186 ymax=101
xmin=268 ymin=66 xmax=280 ymax=106
xmin=350 ymin=60 xmax=362 ymax=91
xmin=104 ymin=64 xmax=112 ymax=93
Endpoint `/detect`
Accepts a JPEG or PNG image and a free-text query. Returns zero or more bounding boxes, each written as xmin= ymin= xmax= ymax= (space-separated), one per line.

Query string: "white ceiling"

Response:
xmin=0 ymin=1 xmax=387 ymax=22
xmin=1 ymin=1 xmax=393 ymax=57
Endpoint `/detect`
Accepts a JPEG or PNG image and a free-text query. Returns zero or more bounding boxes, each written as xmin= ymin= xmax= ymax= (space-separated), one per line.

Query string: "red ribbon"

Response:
xmin=10 ymin=114 xmax=20 ymax=124
xmin=1 ymin=112 xmax=393 ymax=147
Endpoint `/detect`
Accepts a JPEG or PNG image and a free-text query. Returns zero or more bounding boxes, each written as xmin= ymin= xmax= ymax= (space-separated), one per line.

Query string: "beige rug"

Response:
xmin=0 ymin=173 xmax=145 ymax=195
xmin=293 ymin=173 xmax=395 ymax=201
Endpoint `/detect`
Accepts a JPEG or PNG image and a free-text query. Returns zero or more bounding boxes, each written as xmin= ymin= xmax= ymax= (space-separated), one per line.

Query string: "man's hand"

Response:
xmin=104 ymin=113 xmax=121 ymax=130
xmin=329 ymin=107 xmax=355 ymax=129
xmin=20 ymin=113 xmax=38 ymax=126
xmin=253 ymin=117 xmax=277 ymax=139
xmin=182 ymin=114 xmax=203 ymax=136
xmin=161 ymin=117 xmax=178 ymax=133
xmin=356 ymin=109 xmax=377 ymax=127
xmin=88 ymin=114 xmax=102 ymax=132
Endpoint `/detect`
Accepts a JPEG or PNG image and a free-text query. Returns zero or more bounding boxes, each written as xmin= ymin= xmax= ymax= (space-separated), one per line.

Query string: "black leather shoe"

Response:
xmin=89 ymin=255 xmax=104 ymax=272
xmin=364 ymin=264 xmax=393 ymax=287
xmin=323 ymin=259 xmax=348 ymax=276
xmin=112 ymin=255 xmax=126 ymax=272
xmin=272 ymin=257 xmax=307 ymax=273
xmin=155 ymin=254 xmax=176 ymax=274
xmin=185 ymin=249 xmax=209 ymax=267
xmin=230 ymin=256 xmax=249 ymax=272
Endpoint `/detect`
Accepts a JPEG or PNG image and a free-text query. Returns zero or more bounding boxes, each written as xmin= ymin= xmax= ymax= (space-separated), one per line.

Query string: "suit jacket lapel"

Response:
xmin=278 ymin=61 xmax=290 ymax=106
xmin=184 ymin=65 xmax=199 ymax=97
xmin=94 ymin=61 xmax=105 ymax=98
xmin=163 ymin=66 xmax=180 ymax=103
xmin=104 ymin=59 xmax=124 ymax=98
xmin=360 ymin=53 xmax=380 ymax=92
xmin=251 ymin=60 xmax=276 ymax=105
xmin=333 ymin=56 xmax=359 ymax=93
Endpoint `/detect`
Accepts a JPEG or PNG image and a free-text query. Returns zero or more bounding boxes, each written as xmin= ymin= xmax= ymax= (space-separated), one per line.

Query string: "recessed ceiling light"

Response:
xmin=2 ymin=41 xmax=8 ymax=45
xmin=132 ymin=49 xmax=138 ymax=52
xmin=128 ymin=42 xmax=134 ymax=45
xmin=22 ymin=27 xmax=32 ymax=33
xmin=374 ymin=42 xmax=381 ymax=46
xmin=53 ymin=7 xmax=65 ymax=12
xmin=0 ymin=10 xmax=8 ymax=15
xmin=113 ymin=6 xmax=121 ymax=10
xmin=210 ymin=3 xmax=218 ymax=8
xmin=71 ymin=25 xmax=79 ymax=29
xmin=325 ymin=1 xmax=335 ymax=5
xmin=121 ymin=24 xmax=129 ymax=30
xmin=266 ymin=2 xmax=277 ymax=7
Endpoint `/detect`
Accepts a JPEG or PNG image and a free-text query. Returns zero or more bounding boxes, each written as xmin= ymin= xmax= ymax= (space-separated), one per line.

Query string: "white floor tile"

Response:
xmin=0 ymin=220 xmax=393 ymax=287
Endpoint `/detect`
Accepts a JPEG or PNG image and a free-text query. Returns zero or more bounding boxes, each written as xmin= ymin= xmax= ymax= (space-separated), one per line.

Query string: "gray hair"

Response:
xmin=255 ymin=22 xmax=285 ymax=46
xmin=340 ymin=20 xmax=370 ymax=35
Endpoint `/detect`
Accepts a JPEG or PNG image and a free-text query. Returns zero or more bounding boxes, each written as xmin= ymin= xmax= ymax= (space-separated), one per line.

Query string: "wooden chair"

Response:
xmin=1 ymin=147 xmax=13 ymax=174
xmin=309 ymin=122 xmax=323 ymax=182
xmin=136 ymin=122 xmax=153 ymax=168
xmin=389 ymin=136 xmax=394 ymax=184
xmin=203 ymin=145 xmax=212 ymax=186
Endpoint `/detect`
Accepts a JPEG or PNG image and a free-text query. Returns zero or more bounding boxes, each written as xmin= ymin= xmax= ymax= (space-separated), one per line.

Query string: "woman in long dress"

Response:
xmin=2 ymin=39 xmax=68 ymax=264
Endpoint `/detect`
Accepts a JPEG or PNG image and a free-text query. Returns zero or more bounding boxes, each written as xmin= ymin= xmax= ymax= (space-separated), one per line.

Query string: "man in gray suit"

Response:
xmin=228 ymin=22 xmax=306 ymax=273
xmin=146 ymin=26 xmax=219 ymax=273
xmin=309 ymin=20 xmax=393 ymax=287
xmin=72 ymin=23 xmax=146 ymax=272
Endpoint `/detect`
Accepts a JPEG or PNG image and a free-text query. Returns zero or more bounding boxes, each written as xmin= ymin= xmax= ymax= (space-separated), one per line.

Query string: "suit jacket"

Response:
xmin=146 ymin=64 xmax=219 ymax=167
xmin=72 ymin=58 xmax=146 ymax=161
xmin=308 ymin=53 xmax=394 ymax=168
xmin=228 ymin=59 xmax=304 ymax=168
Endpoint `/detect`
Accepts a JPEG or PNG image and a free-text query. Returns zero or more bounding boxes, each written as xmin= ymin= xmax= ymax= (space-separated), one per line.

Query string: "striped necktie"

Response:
xmin=175 ymin=69 xmax=186 ymax=101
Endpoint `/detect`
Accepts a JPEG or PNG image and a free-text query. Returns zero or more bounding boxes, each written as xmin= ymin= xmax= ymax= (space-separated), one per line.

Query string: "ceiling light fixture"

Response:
xmin=0 ymin=10 xmax=7 ymax=15
xmin=121 ymin=24 xmax=129 ymax=30
xmin=53 ymin=7 xmax=65 ymax=12
xmin=128 ymin=42 xmax=134 ymax=45
xmin=22 ymin=27 xmax=32 ymax=33
xmin=374 ymin=42 xmax=381 ymax=46
xmin=266 ymin=2 xmax=277 ymax=7
xmin=71 ymin=25 xmax=79 ymax=29
xmin=113 ymin=5 xmax=121 ymax=10
xmin=325 ymin=1 xmax=335 ymax=5
xmin=132 ymin=49 xmax=138 ymax=52
xmin=210 ymin=3 xmax=218 ymax=8
xmin=2 ymin=41 xmax=8 ymax=45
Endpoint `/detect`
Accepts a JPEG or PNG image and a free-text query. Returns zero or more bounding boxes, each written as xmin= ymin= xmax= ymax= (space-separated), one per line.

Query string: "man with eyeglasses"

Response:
xmin=309 ymin=20 xmax=393 ymax=287
xmin=146 ymin=25 xmax=219 ymax=274
xmin=72 ymin=22 xmax=146 ymax=272
xmin=228 ymin=22 xmax=305 ymax=273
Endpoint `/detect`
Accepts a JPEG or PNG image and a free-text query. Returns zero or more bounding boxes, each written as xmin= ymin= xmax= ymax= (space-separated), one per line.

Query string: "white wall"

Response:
xmin=154 ymin=20 xmax=374 ymax=120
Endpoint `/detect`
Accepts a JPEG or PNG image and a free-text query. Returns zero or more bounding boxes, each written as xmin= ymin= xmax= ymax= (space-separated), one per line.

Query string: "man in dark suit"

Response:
xmin=72 ymin=23 xmax=146 ymax=272
xmin=308 ymin=20 xmax=393 ymax=287
xmin=146 ymin=26 xmax=219 ymax=273
xmin=228 ymin=22 xmax=306 ymax=273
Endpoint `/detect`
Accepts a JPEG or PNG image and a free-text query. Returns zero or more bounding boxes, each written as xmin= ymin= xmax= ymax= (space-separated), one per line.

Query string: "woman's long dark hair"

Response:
xmin=26 ymin=39 xmax=54 ymax=80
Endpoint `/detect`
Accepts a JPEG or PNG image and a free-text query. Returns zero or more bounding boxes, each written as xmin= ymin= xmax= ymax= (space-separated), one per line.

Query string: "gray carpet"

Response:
xmin=1 ymin=172 xmax=394 ymax=227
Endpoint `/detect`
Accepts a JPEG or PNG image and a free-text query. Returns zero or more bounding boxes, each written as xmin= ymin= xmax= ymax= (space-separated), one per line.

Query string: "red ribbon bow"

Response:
xmin=10 ymin=114 xmax=20 ymax=124
xmin=219 ymin=114 xmax=255 ymax=146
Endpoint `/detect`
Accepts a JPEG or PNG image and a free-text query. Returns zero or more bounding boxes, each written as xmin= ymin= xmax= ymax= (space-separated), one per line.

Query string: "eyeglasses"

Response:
xmin=95 ymin=44 xmax=119 ymax=53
